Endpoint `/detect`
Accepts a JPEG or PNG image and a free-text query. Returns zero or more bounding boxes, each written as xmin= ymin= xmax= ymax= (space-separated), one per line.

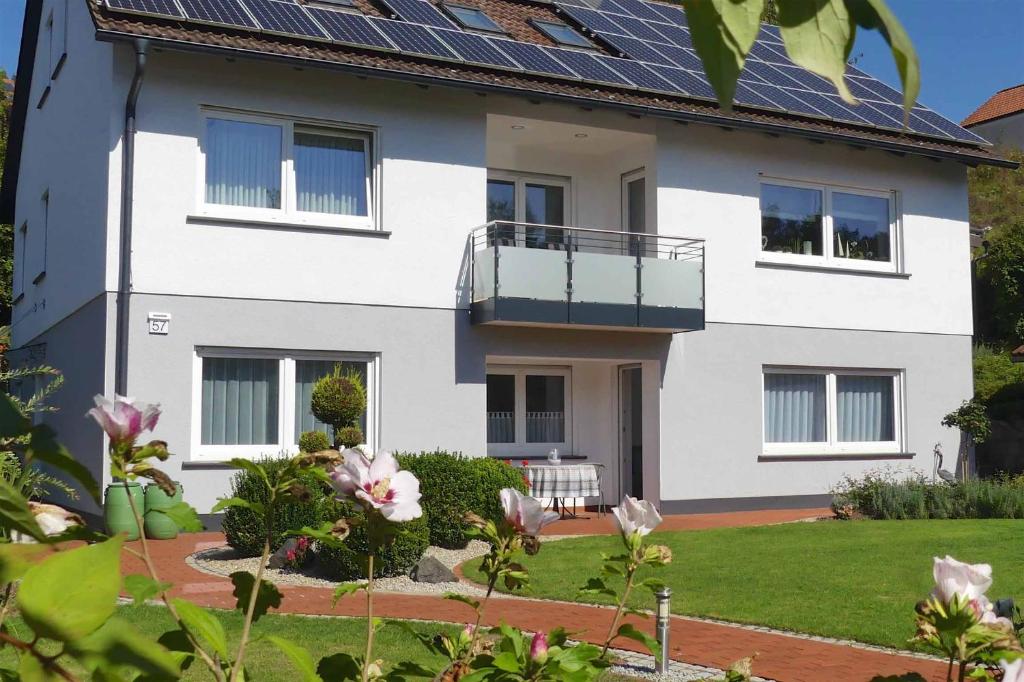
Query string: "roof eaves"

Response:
xmin=92 ymin=25 xmax=1018 ymax=170
xmin=0 ymin=0 xmax=42 ymax=224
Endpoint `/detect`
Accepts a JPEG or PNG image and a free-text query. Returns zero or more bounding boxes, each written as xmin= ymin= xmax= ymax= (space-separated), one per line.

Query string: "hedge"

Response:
xmin=317 ymin=511 xmax=431 ymax=580
xmin=397 ymin=451 xmax=528 ymax=549
xmin=832 ymin=472 xmax=1024 ymax=520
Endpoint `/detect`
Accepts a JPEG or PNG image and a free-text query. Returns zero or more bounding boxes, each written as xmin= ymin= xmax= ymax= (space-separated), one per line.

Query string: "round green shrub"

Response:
xmin=397 ymin=451 xmax=528 ymax=549
xmin=337 ymin=426 xmax=364 ymax=449
xmin=222 ymin=456 xmax=343 ymax=557
xmin=298 ymin=430 xmax=331 ymax=453
xmin=317 ymin=511 xmax=430 ymax=580
xmin=310 ymin=369 xmax=367 ymax=447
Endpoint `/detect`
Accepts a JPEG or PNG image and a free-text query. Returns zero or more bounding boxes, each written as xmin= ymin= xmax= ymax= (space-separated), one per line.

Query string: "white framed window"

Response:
xmin=47 ymin=0 xmax=68 ymax=80
xmin=33 ymin=191 xmax=48 ymax=284
xmin=197 ymin=110 xmax=377 ymax=230
xmin=486 ymin=365 xmax=572 ymax=457
xmin=762 ymin=367 xmax=904 ymax=456
xmin=191 ymin=348 xmax=378 ymax=461
xmin=486 ymin=170 xmax=571 ymax=249
xmin=759 ymin=178 xmax=901 ymax=273
xmin=13 ymin=222 xmax=27 ymax=303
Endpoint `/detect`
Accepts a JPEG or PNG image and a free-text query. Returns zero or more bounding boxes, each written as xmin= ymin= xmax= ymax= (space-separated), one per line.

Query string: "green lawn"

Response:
xmin=2 ymin=605 xmax=457 ymax=681
xmin=465 ymin=519 xmax=1024 ymax=650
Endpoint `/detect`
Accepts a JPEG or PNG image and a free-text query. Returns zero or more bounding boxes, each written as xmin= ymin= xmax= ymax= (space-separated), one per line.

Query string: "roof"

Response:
xmin=962 ymin=83 xmax=1024 ymax=128
xmin=1013 ymin=345 xmax=1024 ymax=363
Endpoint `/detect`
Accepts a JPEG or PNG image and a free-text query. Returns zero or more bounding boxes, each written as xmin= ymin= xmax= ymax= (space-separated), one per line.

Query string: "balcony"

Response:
xmin=470 ymin=222 xmax=705 ymax=332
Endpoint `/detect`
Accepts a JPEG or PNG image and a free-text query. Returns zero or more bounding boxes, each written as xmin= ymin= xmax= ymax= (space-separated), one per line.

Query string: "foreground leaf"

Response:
xmin=171 ymin=598 xmax=230 ymax=660
xmin=212 ymin=496 xmax=265 ymax=516
xmin=0 ymin=479 xmax=46 ymax=542
xmin=72 ymin=616 xmax=181 ymax=680
xmin=332 ymin=581 xmax=366 ymax=606
xmin=317 ymin=652 xmax=361 ymax=681
xmin=683 ymin=0 xmax=763 ymax=108
xmin=615 ymin=623 xmax=662 ymax=663
xmin=27 ymin=425 xmax=101 ymax=503
xmin=230 ymin=571 xmax=283 ymax=622
xmin=266 ymin=636 xmax=323 ymax=682
xmin=778 ymin=0 xmax=855 ymax=102
xmin=154 ymin=501 xmax=204 ymax=533
xmin=19 ymin=535 xmax=123 ymax=641
xmin=123 ymin=574 xmax=172 ymax=605
xmin=0 ymin=543 xmax=51 ymax=584
xmin=845 ymin=0 xmax=920 ymax=119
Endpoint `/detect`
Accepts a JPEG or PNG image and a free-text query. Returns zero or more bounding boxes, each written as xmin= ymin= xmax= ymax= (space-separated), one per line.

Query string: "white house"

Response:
xmin=963 ymin=83 xmax=1024 ymax=150
xmin=0 ymin=0 xmax=1014 ymax=522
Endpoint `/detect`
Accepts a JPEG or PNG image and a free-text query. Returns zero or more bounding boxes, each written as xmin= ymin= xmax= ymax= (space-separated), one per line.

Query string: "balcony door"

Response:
xmin=487 ymin=171 xmax=570 ymax=249
xmin=621 ymin=168 xmax=647 ymax=256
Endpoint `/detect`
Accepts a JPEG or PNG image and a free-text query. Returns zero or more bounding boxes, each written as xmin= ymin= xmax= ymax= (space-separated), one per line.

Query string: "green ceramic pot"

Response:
xmin=143 ymin=482 xmax=184 ymax=540
xmin=104 ymin=481 xmax=144 ymax=540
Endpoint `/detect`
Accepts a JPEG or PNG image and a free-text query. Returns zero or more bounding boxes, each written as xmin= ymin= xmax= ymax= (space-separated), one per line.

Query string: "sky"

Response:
xmin=1 ymin=0 xmax=1023 ymax=122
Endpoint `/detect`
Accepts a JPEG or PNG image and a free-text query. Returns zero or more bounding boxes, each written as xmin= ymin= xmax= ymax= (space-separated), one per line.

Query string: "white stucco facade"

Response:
xmin=7 ymin=0 xmax=977 ymax=518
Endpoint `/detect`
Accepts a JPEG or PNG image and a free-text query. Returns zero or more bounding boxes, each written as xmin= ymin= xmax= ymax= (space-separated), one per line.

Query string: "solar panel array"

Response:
xmin=101 ymin=0 xmax=986 ymax=145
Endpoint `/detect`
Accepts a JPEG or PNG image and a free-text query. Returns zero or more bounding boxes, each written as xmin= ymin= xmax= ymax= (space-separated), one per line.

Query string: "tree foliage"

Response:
xmin=976 ymin=220 xmax=1024 ymax=345
xmin=969 ymin=147 xmax=1024 ymax=233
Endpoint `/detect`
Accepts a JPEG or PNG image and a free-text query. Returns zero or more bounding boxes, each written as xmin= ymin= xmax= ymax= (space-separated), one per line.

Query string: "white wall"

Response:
xmin=11 ymin=0 xmax=114 ymax=347
xmin=655 ymin=120 xmax=973 ymax=336
xmin=968 ymin=113 xmax=1024 ymax=150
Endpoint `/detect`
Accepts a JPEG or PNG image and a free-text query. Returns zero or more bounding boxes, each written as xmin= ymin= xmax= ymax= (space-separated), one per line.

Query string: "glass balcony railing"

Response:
xmin=470 ymin=222 xmax=704 ymax=332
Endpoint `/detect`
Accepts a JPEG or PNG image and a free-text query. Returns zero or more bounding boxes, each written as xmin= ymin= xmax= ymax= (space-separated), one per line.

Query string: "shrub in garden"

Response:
xmin=222 ymin=455 xmax=343 ymax=556
xmin=298 ymin=429 xmax=331 ymax=453
xmin=317 ymin=510 xmax=430 ymax=579
xmin=311 ymin=366 xmax=367 ymax=448
xmin=397 ymin=451 xmax=528 ymax=548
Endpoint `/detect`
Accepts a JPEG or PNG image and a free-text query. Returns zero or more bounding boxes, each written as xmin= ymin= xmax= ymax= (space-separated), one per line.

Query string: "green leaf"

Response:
xmin=317 ymin=652 xmax=361 ymax=681
xmin=171 ymin=598 xmax=230 ymax=660
xmin=156 ymin=628 xmax=196 ymax=672
xmin=0 ymin=394 xmax=30 ymax=441
xmin=332 ymin=581 xmax=366 ymax=606
xmin=615 ymin=623 xmax=662 ymax=663
xmin=443 ymin=593 xmax=481 ymax=611
xmin=123 ymin=574 xmax=172 ymax=605
xmin=778 ymin=0 xmax=855 ymax=103
xmin=27 ymin=425 xmax=101 ymax=503
xmin=16 ymin=653 xmax=54 ymax=682
xmin=266 ymin=635 xmax=323 ymax=682
xmin=230 ymin=571 xmax=283 ymax=622
xmin=492 ymin=651 xmax=521 ymax=673
xmin=683 ymin=0 xmax=764 ymax=109
xmin=639 ymin=578 xmax=667 ymax=595
xmin=154 ymin=501 xmax=203 ymax=533
xmin=288 ymin=523 xmax=347 ymax=550
xmin=0 ymin=543 xmax=50 ymax=584
xmin=845 ymin=0 xmax=920 ymax=120
xmin=19 ymin=535 xmax=123 ymax=641
xmin=71 ymin=616 xmax=181 ymax=680
xmin=0 ymin=478 xmax=47 ymax=542
xmin=577 ymin=577 xmax=617 ymax=599
xmin=212 ymin=496 xmax=265 ymax=516
xmin=227 ymin=458 xmax=272 ymax=490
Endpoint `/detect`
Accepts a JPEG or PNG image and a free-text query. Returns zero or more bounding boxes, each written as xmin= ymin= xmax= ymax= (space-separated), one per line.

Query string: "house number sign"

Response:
xmin=147 ymin=313 xmax=171 ymax=335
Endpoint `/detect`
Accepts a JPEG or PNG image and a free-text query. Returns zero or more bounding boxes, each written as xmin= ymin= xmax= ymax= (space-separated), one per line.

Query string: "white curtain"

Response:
xmin=764 ymin=373 xmax=826 ymax=443
xmin=205 ymin=119 xmax=282 ymax=209
xmin=294 ymin=132 xmax=368 ymax=216
xmin=294 ymin=360 xmax=368 ymax=440
xmin=201 ymin=358 xmax=279 ymax=445
xmin=525 ymin=375 xmax=565 ymax=443
xmin=837 ymin=375 xmax=894 ymax=442
xmin=487 ymin=412 xmax=515 ymax=443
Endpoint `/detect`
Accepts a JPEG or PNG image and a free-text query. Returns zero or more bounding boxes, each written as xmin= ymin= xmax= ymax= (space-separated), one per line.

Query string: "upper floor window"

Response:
xmin=200 ymin=112 xmax=375 ymax=230
xmin=486 ymin=171 xmax=570 ymax=248
xmin=531 ymin=20 xmax=592 ymax=48
xmin=441 ymin=4 xmax=504 ymax=33
xmin=762 ymin=367 xmax=903 ymax=455
xmin=759 ymin=180 xmax=899 ymax=272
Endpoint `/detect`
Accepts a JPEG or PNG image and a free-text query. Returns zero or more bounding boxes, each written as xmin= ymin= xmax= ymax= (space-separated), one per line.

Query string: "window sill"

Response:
xmin=759 ymin=452 xmax=915 ymax=462
xmin=12 ymin=293 xmax=24 ymax=306
xmin=186 ymin=214 xmax=391 ymax=238
xmin=32 ymin=271 xmax=46 ymax=285
xmin=755 ymin=260 xmax=911 ymax=279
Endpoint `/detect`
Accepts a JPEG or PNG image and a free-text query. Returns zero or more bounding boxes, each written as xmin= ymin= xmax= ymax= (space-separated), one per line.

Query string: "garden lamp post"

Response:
xmin=655 ymin=587 xmax=672 ymax=674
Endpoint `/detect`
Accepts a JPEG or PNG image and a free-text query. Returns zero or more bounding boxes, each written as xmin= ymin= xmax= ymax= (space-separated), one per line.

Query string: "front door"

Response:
xmin=618 ymin=365 xmax=643 ymax=499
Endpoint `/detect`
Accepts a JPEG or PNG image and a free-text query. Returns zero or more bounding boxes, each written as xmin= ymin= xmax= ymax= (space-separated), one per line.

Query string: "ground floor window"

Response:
xmin=486 ymin=365 xmax=571 ymax=457
xmin=193 ymin=348 xmax=376 ymax=460
xmin=762 ymin=367 xmax=903 ymax=455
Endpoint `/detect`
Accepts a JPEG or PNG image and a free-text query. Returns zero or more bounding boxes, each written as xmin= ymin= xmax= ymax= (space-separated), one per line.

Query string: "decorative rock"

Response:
xmin=411 ymin=555 xmax=457 ymax=583
xmin=268 ymin=537 xmax=301 ymax=569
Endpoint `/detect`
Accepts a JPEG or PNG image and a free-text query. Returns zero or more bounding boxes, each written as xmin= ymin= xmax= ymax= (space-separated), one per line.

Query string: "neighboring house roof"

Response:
xmin=1013 ymin=345 xmax=1024 ymax=363
xmin=962 ymin=83 xmax=1024 ymax=128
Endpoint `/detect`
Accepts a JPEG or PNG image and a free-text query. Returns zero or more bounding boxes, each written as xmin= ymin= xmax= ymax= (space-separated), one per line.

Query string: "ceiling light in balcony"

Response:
xmin=511 ymin=124 xmax=526 ymax=130
xmin=574 ymin=133 xmax=589 ymax=138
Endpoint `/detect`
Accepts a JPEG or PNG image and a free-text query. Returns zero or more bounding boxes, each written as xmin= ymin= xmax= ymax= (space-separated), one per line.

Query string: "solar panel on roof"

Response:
xmin=495 ymin=42 xmax=577 ymax=77
xmin=786 ymin=89 xmax=865 ymax=123
xmin=550 ymin=49 xmax=635 ymax=86
xmin=369 ymin=18 xmax=458 ymax=58
xmin=603 ymin=13 xmax=668 ymax=42
xmin=645 ymin=21 xmax=690 ymax=48
xmin=378 ymin=0 xmax=456 ymax=28
xmin=773 ymin=64 xmax=832 ymax=91
xmin=307 ymin=7 xmax=396 ymax=48
xmin=601 ymin=0 xmax=665 ymax=21
xmin=757 ymin=24 xmax=782 ymax=43
xmin=650 ymin=43 xmax=702 ymax=71
xmin=435 ymin=30 xmax=519 ymax=68
xmin=178 ymin=0 xmax=258 ymax=27
xmin=105 ymin=0 xmax=185 ymax=18
xmin=557 ymin=5 xmax=626 ymax=35
xmin=843 ymin=77 xmax=884 ymax=103
xmin=604 ymin=57 xmax=675 ymax=92
xmin=755 ymin=86 xmax=825 ymax=118
xmin=848 ymin=75 xmax=902 ymax=104
xmin=599 ymin=33 xmax=674 ymax=65
xmin=243 ymin=0 xmax=327 ymax=37
xmin=645 ymin=65 xmax=714 ymax=99
xmin=913 ymin=107 xmax=987 ymax=142
xmin=643 ymin=1 xmax=686 ymax=25
xmin=734 ymin=82 xmax=783 ymax=109
xmin=742 ymin=60 xmax=803 ymax=89
xmin=747 ymin=41 xmax=789 ymax=64
xmin=851 ymin=101 xmax=904 ymax=129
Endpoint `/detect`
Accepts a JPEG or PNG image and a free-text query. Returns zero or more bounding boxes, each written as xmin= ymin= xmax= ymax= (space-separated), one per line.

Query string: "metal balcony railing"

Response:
xmin=470 ymin=221 xmax=704 ymax=331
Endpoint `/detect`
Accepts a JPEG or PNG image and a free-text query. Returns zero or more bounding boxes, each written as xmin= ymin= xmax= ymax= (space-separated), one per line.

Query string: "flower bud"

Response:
xmin=530 ymin=631 xmax=548 ymax=663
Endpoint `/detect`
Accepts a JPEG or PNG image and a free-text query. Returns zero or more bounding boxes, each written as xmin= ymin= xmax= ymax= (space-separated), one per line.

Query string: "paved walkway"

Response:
xmin=121 ymin=509 xmax=948 ymax=682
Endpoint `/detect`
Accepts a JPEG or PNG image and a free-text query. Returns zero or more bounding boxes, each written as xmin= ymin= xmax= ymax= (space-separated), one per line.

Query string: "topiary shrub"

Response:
xmin=336 ymin=426 xmax=364 ymax=449
xmin=317 ymin=511 xmax=430 ymax=580
xmin=298 ymin=430 xmax=331 ymax=453
xmin=311 ymin=367 xmax=367 ymax=449
xmin=222 ymin=455 xmax=343 ymax=557
xmin=397 ymin=451 xmax=528 ymax=549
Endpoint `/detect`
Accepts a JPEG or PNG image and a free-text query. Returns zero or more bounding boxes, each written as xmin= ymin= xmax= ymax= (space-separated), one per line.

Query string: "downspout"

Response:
xmin=114 ymin=39 xmax=149 ymax=397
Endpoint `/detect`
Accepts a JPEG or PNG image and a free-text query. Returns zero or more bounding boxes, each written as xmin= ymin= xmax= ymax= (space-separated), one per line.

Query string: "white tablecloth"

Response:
xmin=524 ymin=463 xmax=600 ymax=498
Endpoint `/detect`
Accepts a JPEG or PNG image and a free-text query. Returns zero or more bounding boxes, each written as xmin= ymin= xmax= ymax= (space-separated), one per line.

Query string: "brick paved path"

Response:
xmin=122 ymin=509 xmax=948 ymax=682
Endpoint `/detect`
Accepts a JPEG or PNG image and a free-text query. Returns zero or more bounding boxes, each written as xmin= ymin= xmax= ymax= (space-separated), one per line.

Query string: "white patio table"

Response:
xmin=523 ymin=462 xmax=602 ymax=518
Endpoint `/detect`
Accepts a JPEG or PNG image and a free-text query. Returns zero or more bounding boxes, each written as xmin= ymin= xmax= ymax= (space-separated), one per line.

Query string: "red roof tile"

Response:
xmin=962 ymin=83 xmax=1024 ymax=127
